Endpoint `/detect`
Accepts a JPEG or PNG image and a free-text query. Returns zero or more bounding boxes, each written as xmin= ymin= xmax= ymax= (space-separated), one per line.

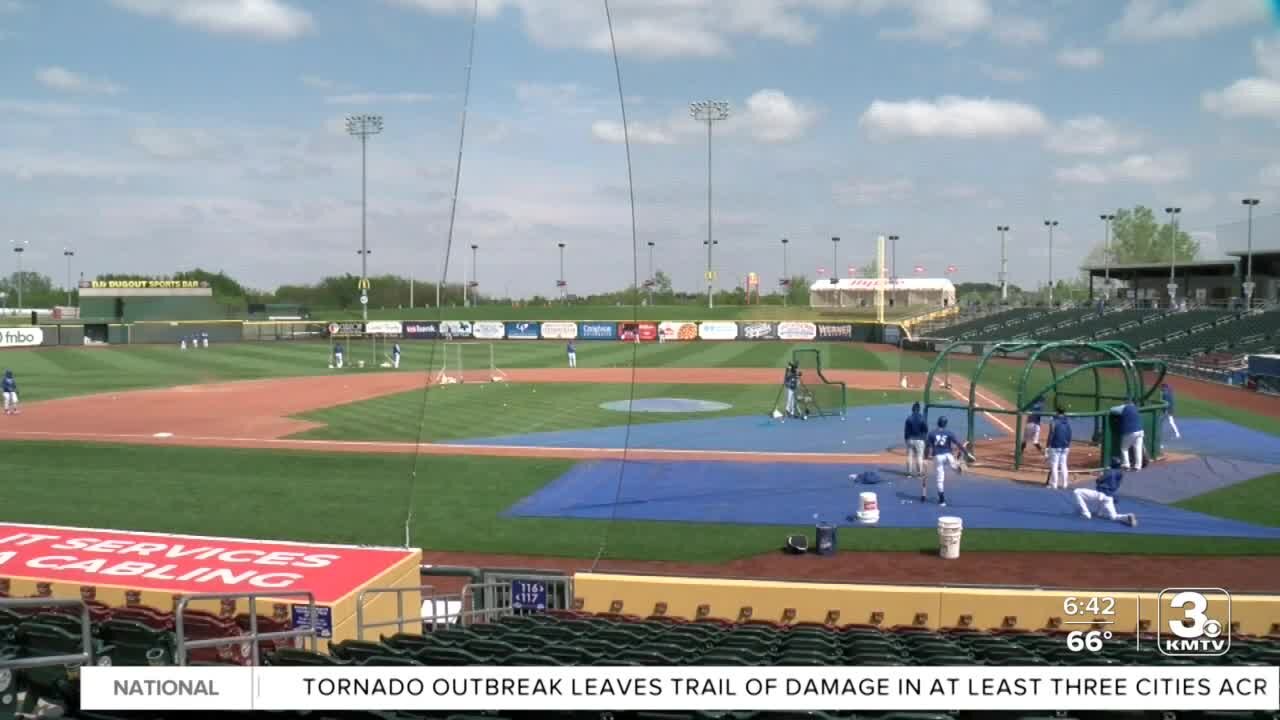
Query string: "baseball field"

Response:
xmin=2 ymin=338 xmax=1279 ymax=593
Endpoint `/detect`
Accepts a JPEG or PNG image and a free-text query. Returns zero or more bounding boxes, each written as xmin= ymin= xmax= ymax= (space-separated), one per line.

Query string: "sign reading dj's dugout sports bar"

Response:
xmin=88 ymin=280 xmax=208 ymax=289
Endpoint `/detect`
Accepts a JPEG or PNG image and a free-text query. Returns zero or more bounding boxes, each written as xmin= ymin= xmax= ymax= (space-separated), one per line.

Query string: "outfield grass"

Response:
xmin=2 ymin=442 xmax=1277 ymax=561
xmin=293 ymin=384 xmax=917 ymax=442
xmin=1176 ymin=473 xmax=1280 ymax=527
xmin=0 ymin=341 xmax=898 ymax=401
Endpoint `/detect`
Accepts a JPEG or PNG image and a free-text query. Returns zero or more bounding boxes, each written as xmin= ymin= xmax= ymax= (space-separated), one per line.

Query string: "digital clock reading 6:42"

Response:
xmin=1063 ymin=596 xmax=1117 ymax=616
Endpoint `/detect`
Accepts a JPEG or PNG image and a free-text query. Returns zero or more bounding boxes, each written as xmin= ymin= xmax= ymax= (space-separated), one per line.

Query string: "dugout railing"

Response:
xmin=174 ymin=590 xmax=320 ymax=666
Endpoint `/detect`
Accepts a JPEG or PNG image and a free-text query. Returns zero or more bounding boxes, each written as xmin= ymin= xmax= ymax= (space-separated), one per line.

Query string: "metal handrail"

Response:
xmin=0 ymin=598 xmax=94 ymax=670
xmin=174 ymin=591 xmax=317 ymax=666
xmin=355 ymin=584 xmax=436 ymax=640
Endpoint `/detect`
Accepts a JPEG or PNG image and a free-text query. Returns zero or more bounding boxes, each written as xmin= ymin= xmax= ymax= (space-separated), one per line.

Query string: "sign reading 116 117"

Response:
xmin=511 ymin=579 xmax=548 ymax=612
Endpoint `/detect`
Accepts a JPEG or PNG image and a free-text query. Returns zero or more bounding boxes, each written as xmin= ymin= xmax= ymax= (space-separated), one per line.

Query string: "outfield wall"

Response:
xmin=9 ymin=319 xmax=911 ymax=348
xmin=573 ymin=573 xmax=1279 ymax=636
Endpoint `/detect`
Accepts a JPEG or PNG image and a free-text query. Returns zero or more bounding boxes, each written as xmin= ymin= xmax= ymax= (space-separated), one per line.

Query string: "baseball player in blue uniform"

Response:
xmin=1046 ymin=407 xmax=1072 ymax=489
xmin=2 ymin=369 xmax=18 ymax=415
xmin=566 ymin=340 xmax=577 ymax=368
xmin=392 ymin=342 xmax=401 ymax=369
xmin=1111 ymin=398 xmax=1144 ymax=470
xmin=201 ymin=331 xmax=209 ymax=348
xmin=903 ymin=402 xmax=928 ymax=479
xmin=783 ymin=363 xmax=799 ymax=418
xmin=924 ymin=416 xmax=964 ymax=506
xmin=332 ymin=342 xmax=345 ymax=369
xmin=1160 ymin=383 xmax=1180 ymax=439
xmin=1073 ymin=458 xmax=1138 ymax=526
xmin=1022 ymin=395 xmax=1045 ymax=454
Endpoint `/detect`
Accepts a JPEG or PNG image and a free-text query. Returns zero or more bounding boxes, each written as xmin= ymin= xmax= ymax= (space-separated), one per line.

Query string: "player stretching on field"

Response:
xmin=924 ymin=416 xmax=964 ymax=506
xmin=1073 ymin=458 xmax=1138 ymax=527
xmin=2 ymin=369 xmax=19 ymax=415
xmin=903 ymin=402 xmax=927 ymax=479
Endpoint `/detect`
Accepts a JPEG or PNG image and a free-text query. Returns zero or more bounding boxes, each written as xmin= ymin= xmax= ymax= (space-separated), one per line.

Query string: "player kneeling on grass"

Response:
xmin=903 ymin=402 xmax=927 ymax=478
xmin=1073 ymin=458 xmax=1138 ymax=527
xmin=2 ymin=369 xmax=18 ymax=415
xmin=924 ymin=416 xmax=964 ymax=507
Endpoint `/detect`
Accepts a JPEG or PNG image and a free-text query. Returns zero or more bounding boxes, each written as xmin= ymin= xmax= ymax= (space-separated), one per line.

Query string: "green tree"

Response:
xmin=1100 ymin=206 xmax=1200 ymax=265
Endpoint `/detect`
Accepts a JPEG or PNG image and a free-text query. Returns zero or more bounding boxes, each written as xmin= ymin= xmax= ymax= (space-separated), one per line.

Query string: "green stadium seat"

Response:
xmin=358 ymin=654 xmax=423 ymax=666
xmin=416 ymin=646 xmax=485 ymax=665
xmin=330 ymin=639 xmax=406 ymax=664
xmin=539 ymin=643 xmax=594 ymax=664
xmin=265 ymin=647 xmax=346 ymax=666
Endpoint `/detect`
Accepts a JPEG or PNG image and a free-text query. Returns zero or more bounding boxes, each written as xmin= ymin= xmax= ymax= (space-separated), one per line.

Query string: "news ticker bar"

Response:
xmin=81 ymin=666 xmax=1280 ymax=712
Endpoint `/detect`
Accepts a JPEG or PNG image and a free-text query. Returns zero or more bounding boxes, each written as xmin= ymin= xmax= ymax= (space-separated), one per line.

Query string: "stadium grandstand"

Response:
xmin=809 ymin=277 xmax=956 ymax=309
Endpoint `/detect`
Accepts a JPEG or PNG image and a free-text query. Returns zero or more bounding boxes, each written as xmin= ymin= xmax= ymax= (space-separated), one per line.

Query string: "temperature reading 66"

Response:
xmin=1067 ymin=630 xmax=1113 ymax=652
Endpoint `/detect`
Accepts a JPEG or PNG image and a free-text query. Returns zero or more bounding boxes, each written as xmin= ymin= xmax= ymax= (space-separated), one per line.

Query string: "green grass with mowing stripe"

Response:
xmin=0 ymin=341 xmax=896 ymax=401
xmin=2 ymin=442 xmax=1276 ymax=560
xmin=292 ymin=384 xmax=917 ymax=442
xmin=1176 ymin=473 xmax=1280 ymax=527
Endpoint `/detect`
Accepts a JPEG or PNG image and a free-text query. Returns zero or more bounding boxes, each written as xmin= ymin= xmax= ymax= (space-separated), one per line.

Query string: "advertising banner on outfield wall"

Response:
xmin=619 ymin=322 xmax=657 ymax=342
xmin=540 ymin=321 xmax=578 ymax=340
xmin=326 ymin=322 xmax=365 ymax=338
xmin=659 ymin=321 xmax=699 ymax=341
xmin=738 ymin=322 xmax=778 ymax=340
xmin=776 ymin=321 xmax=817 ymax=341
xmin=815 ymin=323 xmax=853 ymax=340
xmin=402 ymin=322 xmax=438 ymax=339
xmin=440 ymin=321 xmax=473 ymax=338
xmin=472 ymin=321 xmax=505 ymax=340
xmin=505 ymin=321 xmax=540 ymax=340
xmin=579 ymin=321 xmax=617 ymax=340
xmin=364 ymin=321 xmax=403 ymax=337
xmin=698 ymin=321 xmax=738 ymax=340
xmin=0 ymin=327 xmax=44 ymax=348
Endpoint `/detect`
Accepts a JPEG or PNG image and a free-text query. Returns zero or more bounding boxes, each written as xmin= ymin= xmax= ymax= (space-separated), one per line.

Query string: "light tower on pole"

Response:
xmin=1243 ymin=198 xmax=1260 ymax=306
xmin=469 ymin=244 xmax=479 ymax=305
xmin=780 ymin=237 xmax=789 ymax=307
xmin=689 ymin=100 xmax=730 ymax=309
xmin=996 ymin=226 xmax=1010 ymax=302
xmin=346 ymin=113 xmax=383 ymax=321
xmin=1165 ymin=207 xmax=1181 ymax=307
xmin=557 ymin=242 xmax=567 ymax=301
xmin=10 ymin=240 xmax=28 ymax=310
xmin=646 ymin=241 xmax=655 ymax=304
xmin=1100 ymin=213 xmax=1116 ymax=299
xmin=1043 ymin=220 xmax=1058 ymax=305
xmin=63 ymin=248 xmax=75 ymax=306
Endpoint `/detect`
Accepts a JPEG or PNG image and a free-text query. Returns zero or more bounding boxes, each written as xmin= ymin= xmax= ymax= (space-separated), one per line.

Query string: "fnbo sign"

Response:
xmin=1 ymin=328 xmax=43 ymax=348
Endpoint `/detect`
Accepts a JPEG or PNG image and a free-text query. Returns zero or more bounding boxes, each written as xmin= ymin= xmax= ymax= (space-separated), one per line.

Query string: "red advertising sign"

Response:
xmin=0 ymin=523 xmax=417 ymax=604
xmin=618 ymin=322 xmax=658 ymax=342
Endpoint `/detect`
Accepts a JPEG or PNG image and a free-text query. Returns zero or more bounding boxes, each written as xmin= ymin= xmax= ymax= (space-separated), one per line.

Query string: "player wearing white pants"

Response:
xmin=1021 ymin=396 xmax=1045 ymax=455
xmin=1161 ymin=383 xmax=1180 ymax=439
xmin=925 ymin=416 xmax=964 ymax=506
xmin=566 ymin=340 xmax=577 ymax=368
xmin=1074 ymin=460 xmax=1138 ymax=526
xmin=903 ymin=402 xmax=928 ymax=478
xmin=333 ymin=343 xmax=345 ymax=370
xmin=1046 ymin=409 xmax=1072 ymax=489
xmin=391 ymin=343 xmax=401 ymax=369
xmin=783 ymin=363 xmax=799 ymax=418
xmin=2 ymin=369 xmax=18 ymax=415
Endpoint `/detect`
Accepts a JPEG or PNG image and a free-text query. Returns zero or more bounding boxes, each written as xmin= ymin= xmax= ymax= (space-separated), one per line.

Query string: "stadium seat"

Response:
xmin=330 ymin=639 xmax=407 ymax=664
xmin=99 ymin=618 xmax=173 ymax=666
xmin=265 ymin=647 xmax=347 ymax=666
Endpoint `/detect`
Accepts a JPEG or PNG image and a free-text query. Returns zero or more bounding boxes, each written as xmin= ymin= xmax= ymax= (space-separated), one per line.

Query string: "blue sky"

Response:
xmin=2 ymin=0 xmax=1280 ymax=298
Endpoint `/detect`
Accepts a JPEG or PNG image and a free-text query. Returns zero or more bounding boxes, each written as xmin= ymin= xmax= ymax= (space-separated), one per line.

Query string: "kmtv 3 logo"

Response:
xmin=1158 ymin=588 xmax=1231 ymax=656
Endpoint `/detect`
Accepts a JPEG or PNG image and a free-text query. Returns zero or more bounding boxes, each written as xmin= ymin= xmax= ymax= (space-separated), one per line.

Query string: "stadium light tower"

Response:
xmin=690 ymin=100 xmax=729 ymax=309
xmin=1243 ymin=198 xmax=1260 ymax=306
xmin=10 ymin=239 xmax=28 ymax=310
xmin=557 ymin=242 xmax=567 ymax=302
xmin=646 ymin=241 xmax=655 ymax=304
xmin=470 ymin=243 xmax=479 ymax=306
xmin=1165 ymin=207 xmax=1181 ymax=307
xmin=346 ymin=113 xmax=383 ymax=321
xmin=780 ymin=237 xmax=789 ymax=307
xmin=1043 ymin=220 xmax=1058 ymax=305
xmin=996 ymin=226 xmax=1010 ymax=302
xmin=1100 ymin=213 xmax=1116 ymax=299
xmin=887 ymin=234 xmax=899 ymax=284
xmin=830 ymin=236 xmax=840 ymax=281
xmin=63 ymin=248 xmax=75 ymax=306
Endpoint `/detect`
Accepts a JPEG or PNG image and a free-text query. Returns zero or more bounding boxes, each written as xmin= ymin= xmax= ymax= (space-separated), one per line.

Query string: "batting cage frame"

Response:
xmin=434 ymin=341 xmax=508 ymax=384
xmin=789 ymin=347 xmax=847 ymax=418
xmin=922 ymin=339 xmax=1170 ymax=471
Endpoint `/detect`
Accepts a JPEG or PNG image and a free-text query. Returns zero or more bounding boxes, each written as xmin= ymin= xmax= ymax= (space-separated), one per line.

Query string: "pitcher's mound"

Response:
xmin=599 ymin=398 xmax=732 ymax=413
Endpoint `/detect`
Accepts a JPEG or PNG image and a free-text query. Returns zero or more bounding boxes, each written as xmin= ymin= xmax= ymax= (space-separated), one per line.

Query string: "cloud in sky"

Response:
xmin=859 ymin=96 xmax=1048 ymax=139
xmin=109 ymin=0 xmax=313 ymax=39
xmin=36 ymin=67 xmax=123 ymax=95
xmin=1056 ymin=47 xmax=1104 ymax=69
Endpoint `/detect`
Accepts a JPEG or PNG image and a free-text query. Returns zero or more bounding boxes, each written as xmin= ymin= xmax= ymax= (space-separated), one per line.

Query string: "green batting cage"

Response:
xmin=790 ymin=347 xmax=847 ymax=418
xmin=922 ymin=339 xmax=1169 ymax=471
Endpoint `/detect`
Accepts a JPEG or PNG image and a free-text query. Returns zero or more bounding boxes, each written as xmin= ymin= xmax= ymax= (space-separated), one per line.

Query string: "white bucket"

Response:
xmin=938 ymin=516 xmax=963 ymax=559
xmin=856 ymin=491 xmax=880 ymax=524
